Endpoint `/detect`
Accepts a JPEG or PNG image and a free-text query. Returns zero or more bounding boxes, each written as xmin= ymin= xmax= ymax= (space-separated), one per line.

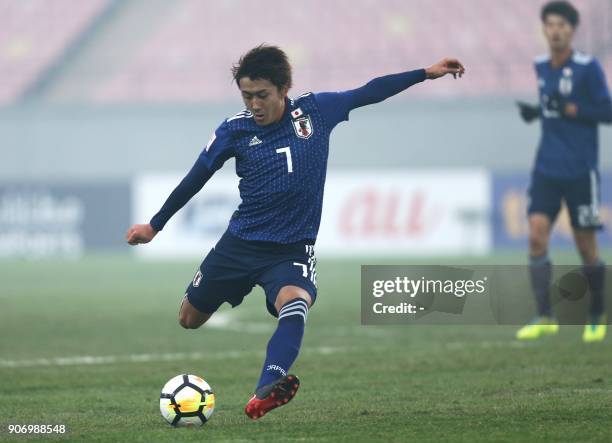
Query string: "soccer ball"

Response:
xmin=159 ymin=374 xmax=215 ymax=427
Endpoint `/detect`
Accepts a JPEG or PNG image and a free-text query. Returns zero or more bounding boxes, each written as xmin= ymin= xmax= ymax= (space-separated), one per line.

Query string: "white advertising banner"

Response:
xmin=317 ymin=170 xmax=490 ymax=256
xmin=133 ymin=173 xmax=240 ymax=258
xmin=133 ymin=169 xmax=490 ymax=258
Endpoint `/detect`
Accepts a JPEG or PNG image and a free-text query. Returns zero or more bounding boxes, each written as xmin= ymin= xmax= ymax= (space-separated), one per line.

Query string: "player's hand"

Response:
xmin=425 ymin=58 xmax=465 ymax=80
xmin=126 ymin=223 xmax=157 ymax=245
xmin=563 ymin=102 xmax=578 ymax=117
xmin=516 ymin=101 xmax=540 ymax=123
xmin=544 ymin=92 xmax=578 ymax=118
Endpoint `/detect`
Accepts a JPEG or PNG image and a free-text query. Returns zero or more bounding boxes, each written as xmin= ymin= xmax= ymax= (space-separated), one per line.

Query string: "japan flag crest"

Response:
xmin=292 ymin=115 xmax=313 ymax=139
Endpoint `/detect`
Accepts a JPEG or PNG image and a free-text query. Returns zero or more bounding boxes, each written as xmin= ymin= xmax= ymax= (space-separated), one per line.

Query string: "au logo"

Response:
xmin=292 ymin=115 xmax=313 ymax=139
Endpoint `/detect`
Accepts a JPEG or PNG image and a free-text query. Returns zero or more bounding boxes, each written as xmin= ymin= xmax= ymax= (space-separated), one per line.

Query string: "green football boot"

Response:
xmin=583 ymin=315 xmax=607 ymax=343
xmin=516 ymin=316 xmax=559 ymax=340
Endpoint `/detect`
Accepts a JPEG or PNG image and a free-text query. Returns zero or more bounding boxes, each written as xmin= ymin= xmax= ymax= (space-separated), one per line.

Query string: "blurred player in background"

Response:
xmin=516 ymin=1 xmax=612 ymax=342
xmin=127 ymin=45 xmax=464 ymax=419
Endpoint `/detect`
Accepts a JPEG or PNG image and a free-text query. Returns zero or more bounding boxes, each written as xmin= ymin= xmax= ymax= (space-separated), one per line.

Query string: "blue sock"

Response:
xmin=583 ymin=260 xmax=605 ymax=319
xmin=530 ymin=254 xmax=552 ymax=317
xmin=256 ymin=298 xmax=308 ymax=394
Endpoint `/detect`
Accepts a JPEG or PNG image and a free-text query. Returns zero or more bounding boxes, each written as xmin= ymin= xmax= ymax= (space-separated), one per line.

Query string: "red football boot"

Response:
xmin=244 ymin=374 xmax=300 ymax=420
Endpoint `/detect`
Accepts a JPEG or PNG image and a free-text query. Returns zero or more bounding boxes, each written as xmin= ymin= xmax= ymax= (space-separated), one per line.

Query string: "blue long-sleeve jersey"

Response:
xmin=150 ymin=69 xmax=427 ymax=243
xmin=534 ymin=51 xmax=612 ymax=178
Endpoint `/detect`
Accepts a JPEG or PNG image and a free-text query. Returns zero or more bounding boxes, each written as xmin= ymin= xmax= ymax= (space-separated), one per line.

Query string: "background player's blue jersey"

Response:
xmin=150 ymin=69 xmax=427 ymax=243
xmin=534 ymin=51 xmax=612 ymax=178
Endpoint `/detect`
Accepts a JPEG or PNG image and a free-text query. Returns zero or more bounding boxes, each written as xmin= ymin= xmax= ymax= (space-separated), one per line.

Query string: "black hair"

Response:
xmin=541 ymin=1 xmax=579 ymax=27
xmin=232 ymin=44 xmax=292 ymax=91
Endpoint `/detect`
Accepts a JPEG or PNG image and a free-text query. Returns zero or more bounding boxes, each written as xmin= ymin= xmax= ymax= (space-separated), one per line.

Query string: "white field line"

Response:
xmin=0 ymin=305 xmax=529 ymax=369
xmin=0 ymin=340 xmax=529 ymax=369
xmin=0 ymin=346 xmax=346 ymax=369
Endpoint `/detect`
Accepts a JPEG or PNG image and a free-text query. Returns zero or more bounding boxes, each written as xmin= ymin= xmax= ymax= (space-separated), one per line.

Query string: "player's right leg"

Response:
xmin=177 ymin=231 xmax=256 ymax=330
xmin=573 ymin=230 xmax=607 ymax=342
xmin=565 ymin=171 xmax=607 ymax=342
xmin=516 ymin=172 xmax=561 ymax=340
xmin=178 ymin=296 xmax=212 ymax=329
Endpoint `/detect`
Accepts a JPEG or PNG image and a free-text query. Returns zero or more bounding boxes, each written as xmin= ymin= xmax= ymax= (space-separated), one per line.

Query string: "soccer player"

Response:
xmin=126 ymin=45 xmax=465 ymax=419
xmin=516 ymin=1 xmax=612 ymax=342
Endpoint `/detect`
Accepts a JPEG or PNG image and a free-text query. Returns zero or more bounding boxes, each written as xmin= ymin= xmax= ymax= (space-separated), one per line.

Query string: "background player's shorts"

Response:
xmin=185 ymin=230 xmax=317 ymax=316
xmin=528 ymin=170 xmax=602 ymax=229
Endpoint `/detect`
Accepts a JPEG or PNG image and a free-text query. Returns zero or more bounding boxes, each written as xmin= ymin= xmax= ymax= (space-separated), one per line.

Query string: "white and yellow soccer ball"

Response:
xmin=159 ymin=374 xmax=215 ymax=427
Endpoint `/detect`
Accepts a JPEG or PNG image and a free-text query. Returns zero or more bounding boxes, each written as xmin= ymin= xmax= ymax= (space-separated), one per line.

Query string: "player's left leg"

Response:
xmin=245 ymin=247 xmax=317 ymax=419
xmin=245 ymin=285 xmax=311 ymax=419
xmin=260 ymin=285 xmax=312 ymax=389
xmin=566 ymin=170 xmax=606 ymax=342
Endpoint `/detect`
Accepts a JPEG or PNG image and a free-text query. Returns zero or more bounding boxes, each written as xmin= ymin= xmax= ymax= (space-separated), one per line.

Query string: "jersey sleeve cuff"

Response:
xmin=149 ymin=218 xmax=164 ymax=232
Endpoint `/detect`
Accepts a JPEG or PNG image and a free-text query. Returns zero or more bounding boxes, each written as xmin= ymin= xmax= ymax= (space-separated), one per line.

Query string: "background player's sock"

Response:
xmin=530 ymin=254 xmax=552 ymax=317
xmin=583 ymin=260 xmax=605 ymax=319
xmin=255 ymin=298 xmax=308 ymax=397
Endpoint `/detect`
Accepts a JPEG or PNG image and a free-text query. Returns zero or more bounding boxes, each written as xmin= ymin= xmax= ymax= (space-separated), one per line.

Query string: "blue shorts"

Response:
xmin=185 ymin=230 xmax=317 ymax=316
xmin=528 ymin=170 xmax=602 ymax=229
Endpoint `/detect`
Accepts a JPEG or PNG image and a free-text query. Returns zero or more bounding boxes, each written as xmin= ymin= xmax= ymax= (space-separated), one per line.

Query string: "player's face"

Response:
xmin=238 ymin=77 xmax=288 ymax=126
xmin=543 ymin=14 xmax=574 ymax=53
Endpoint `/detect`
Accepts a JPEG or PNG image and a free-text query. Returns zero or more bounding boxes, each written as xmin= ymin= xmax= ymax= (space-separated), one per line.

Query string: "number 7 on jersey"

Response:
xmin=276 ymin=146 xmax=293 ymax=173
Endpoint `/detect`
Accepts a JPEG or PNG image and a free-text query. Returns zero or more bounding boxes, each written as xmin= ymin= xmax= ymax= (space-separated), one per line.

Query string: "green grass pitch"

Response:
xmin=1 ymin=252 xmax=611 ymax=442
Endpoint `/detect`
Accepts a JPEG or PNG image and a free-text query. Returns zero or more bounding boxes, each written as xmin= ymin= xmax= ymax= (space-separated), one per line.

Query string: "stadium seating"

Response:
xmin=0 ymin=0 xmax=109 ymax=105
xmin=1 ymin=0 xmax=610 ymax=103
xmin=91 ymin=0 xmax=611 ymax=102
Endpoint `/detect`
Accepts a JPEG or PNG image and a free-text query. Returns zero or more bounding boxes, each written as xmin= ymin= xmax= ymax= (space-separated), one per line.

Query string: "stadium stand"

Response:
xmin=1 ymin=0 xmax=610 ymax=103
xmin=0 ymin=0 xmax=110 ymax=105
xmin=90 ymin=0 xmax=610 ymax=102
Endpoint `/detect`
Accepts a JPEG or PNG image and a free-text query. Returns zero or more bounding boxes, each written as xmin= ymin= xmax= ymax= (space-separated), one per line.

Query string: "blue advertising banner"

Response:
xmin=0 ymin=182 xmax=130 ymax=257
xmin=492 ymin=173 xmax=612 ymax=249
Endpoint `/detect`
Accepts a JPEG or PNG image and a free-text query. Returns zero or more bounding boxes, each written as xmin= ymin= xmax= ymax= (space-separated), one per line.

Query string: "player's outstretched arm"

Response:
xmin=126 ymin=121 xmax=234 ymax=245
xmin=424 ymin=58 xmax=466 ymax=80
xmin=351 ymin=57 xmax=466 ymax=105
xmin=126 ymin=223 xmax=157 ymax=245
xmin=125 ymin=157 xmax=216 ymax=247
xmin=314 ymin=58 xmax=465 ymax=126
